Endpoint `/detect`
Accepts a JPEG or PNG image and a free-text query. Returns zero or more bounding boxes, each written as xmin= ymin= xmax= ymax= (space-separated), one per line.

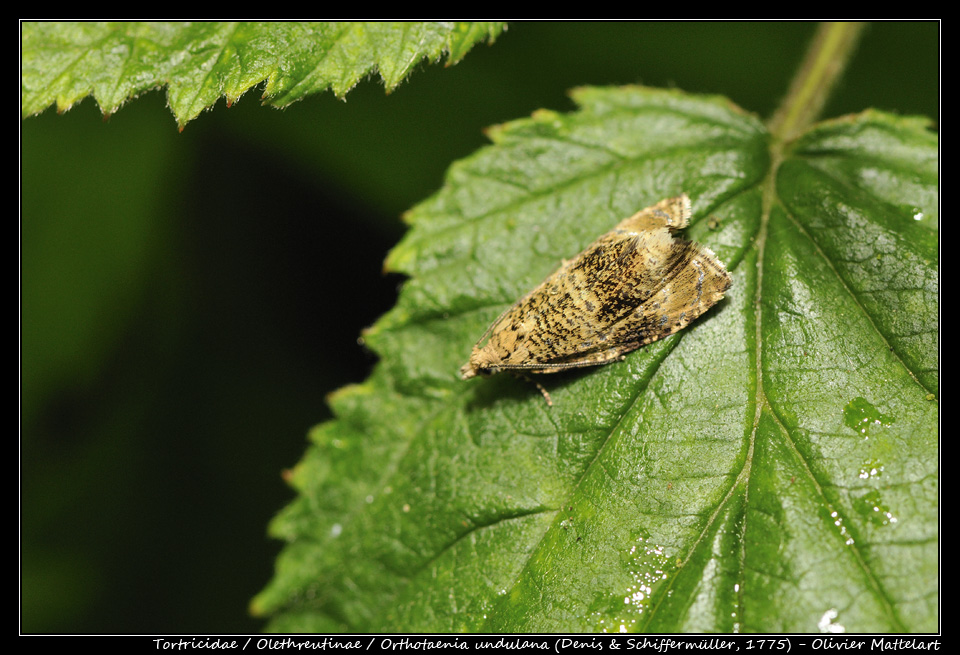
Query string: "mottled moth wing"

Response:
xmin=556 ymin=240 xmax=731 ymax=366
xmin=460 ymin=194 xmax=731 ymax=380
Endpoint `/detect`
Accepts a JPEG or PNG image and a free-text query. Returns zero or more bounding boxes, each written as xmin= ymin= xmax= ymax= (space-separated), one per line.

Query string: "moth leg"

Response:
xmin=534 ymin=381 xmax=553 ymax=406
xmin=512 ymin=372 xmax=554 ymax=406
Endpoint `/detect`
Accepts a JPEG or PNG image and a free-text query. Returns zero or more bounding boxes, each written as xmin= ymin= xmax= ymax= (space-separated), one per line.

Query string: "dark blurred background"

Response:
xmin=20 ymin=22 xmax=938 ymax=633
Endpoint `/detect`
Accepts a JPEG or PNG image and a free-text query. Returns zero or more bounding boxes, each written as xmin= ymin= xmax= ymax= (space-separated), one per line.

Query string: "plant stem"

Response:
xmin=767 ymin=22 xmax=866 ymax=145
xmin=749 ymin=23 xmax=867 ymax=539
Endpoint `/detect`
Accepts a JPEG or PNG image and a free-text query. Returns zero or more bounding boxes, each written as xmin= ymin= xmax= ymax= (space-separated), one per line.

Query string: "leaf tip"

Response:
xmin=482 ymin=122 xmax=508 ymax=143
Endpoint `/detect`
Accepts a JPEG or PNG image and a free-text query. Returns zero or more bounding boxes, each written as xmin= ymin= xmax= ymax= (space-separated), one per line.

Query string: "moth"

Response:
xmin=459 ymin=194 xmax=731 ymax=401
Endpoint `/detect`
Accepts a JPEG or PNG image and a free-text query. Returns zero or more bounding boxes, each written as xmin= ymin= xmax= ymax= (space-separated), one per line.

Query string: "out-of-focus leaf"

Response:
xmin=20 ymin=21 xmax=504 ymax=128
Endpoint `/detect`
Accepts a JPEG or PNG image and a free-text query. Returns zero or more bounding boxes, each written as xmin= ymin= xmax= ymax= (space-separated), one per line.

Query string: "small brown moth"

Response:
xmin=459 ymin=194 xmax=731 ymax=402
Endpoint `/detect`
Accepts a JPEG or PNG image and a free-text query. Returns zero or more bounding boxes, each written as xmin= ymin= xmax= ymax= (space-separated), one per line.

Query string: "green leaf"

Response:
xmin=20 ymin=21 xmax=504 ymax=128
xmin=253 ymin=87 xmax=938 ymax=632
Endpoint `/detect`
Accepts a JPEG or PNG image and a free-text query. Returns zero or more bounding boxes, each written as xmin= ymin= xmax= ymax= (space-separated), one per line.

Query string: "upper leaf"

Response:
xmin=20 ymin=21 xmax=504 ymax=128
xmin=253 ymin=87 xmax=938 ymax=632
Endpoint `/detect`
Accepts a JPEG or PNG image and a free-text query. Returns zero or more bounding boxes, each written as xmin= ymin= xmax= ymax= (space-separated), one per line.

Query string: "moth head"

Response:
xmin=459 ymin=348 xmax=502 ymax=380
xmin=460 ymin=362 xmax=502 ymax=380
xmin=459 ymin=362 xmax=480 ymax=380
